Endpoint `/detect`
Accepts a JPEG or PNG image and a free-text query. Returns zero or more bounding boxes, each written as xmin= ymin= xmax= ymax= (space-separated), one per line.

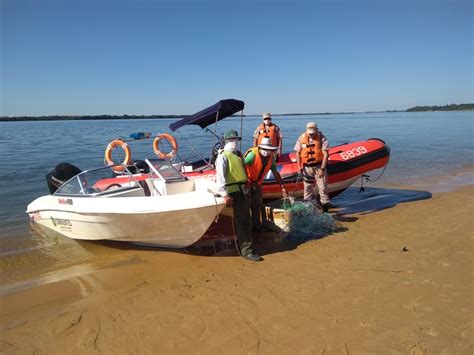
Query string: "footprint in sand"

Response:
xmin=6 ymin=319 xmax=28 ymax=329
xmin=426 ymin=327 xmax=439 ymax=336
xmin=403 ymin=300 xmax=421 ymax=312
xmin=421 ymin=306 xmax=433 ymax=312
xmin=360 ymin=320 xmax=375 ymax=328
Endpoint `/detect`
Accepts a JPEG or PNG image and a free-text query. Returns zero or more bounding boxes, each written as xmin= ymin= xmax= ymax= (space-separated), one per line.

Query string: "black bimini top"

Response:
xmin=169 ymin=99 xmax=244 ymax=132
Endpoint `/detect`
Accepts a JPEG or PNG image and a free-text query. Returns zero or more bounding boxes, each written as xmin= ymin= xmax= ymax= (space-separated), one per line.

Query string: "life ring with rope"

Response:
xmin=104 ymin=139 xmax=132 ymax=172
xmin=153 ymin=133 xmax=179 ymax=159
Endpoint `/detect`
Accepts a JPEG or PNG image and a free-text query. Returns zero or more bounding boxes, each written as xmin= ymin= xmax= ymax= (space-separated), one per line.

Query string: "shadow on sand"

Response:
xmin=183 ymin=186 xmax=433 ymax=257
xmin=34 ymin=187 xmax=432 ymax=259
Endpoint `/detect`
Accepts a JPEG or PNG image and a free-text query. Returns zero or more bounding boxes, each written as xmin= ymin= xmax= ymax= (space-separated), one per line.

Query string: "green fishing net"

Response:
xmin=280 ymin=199 xmax=343 ymax=242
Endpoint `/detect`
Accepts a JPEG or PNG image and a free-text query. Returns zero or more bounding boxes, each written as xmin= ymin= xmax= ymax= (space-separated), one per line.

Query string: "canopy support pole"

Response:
xmin=204 ymin=126 xmax=221 ymax=140
xmin=239 ymin=109 xmax=244 ymax=152
xmin=175 ymin=130 xmax=209 ymax=165
xmin=208 ymin=110 xmax=221 ymax=162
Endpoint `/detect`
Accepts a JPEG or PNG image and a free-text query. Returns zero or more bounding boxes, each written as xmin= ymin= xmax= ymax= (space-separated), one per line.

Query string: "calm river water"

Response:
xmin=0 ymin=111 xmax=473 ymax=282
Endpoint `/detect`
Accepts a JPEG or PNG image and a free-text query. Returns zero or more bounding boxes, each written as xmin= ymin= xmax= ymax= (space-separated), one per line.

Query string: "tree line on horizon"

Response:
xmin=0 ymin=114 xmax=184 ymax=122
xmin=406 ymin=103 xmax=474 ymax=112
xmin=1 ymin=103 xmax=473 ymax=121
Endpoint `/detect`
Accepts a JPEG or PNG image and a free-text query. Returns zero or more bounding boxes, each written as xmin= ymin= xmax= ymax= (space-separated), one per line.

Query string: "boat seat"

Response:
xmin=165 ymin=179 xmax=195 ymax=195
xmin=151 ymin=179 xmax=195 ymax=196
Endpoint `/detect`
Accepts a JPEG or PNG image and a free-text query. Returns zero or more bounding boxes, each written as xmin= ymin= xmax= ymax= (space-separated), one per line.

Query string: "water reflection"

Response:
xmin=2 ymin=223 xmax=98 ymax=284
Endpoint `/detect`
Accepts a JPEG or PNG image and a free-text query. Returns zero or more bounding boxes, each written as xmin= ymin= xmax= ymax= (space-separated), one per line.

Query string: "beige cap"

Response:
xmin=262 ymin=112 xmax=272 ymax=120
xmin=306 ymin=121 xmax=317 ymax=133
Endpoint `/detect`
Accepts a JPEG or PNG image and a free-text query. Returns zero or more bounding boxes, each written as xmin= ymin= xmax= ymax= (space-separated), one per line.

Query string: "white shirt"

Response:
xmin=215 ymin=145 xmax=241 ymax=197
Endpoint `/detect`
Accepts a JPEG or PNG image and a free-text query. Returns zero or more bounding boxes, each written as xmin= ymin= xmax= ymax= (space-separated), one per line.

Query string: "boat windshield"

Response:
xmin=54 ymin=165 xmax=139 ymax=196
xmin=145 ymin=159 xmax=187 ymax=182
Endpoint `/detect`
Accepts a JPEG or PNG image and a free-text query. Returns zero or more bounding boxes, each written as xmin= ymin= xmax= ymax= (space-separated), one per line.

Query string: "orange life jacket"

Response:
xmin=298 ymin=132 xmax=324 ymax=166
xmin=244 ymin=147 xmax=273 ymax=186
xmin=255 ymin=123 xmax=279 ymax=147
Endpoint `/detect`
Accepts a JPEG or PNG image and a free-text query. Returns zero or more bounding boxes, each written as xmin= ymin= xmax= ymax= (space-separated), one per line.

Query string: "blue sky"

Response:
xmin=1 ymin=0 xmax=472 ymax=116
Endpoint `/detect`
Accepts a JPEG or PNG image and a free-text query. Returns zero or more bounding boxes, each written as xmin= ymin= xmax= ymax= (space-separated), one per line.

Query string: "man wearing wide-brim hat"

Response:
xmin=294 ymin=122 xmax=330 ymax=211
xmin=243 ymin=137 xmax=288 ymax=232
xmin=215 ymin=129 xmax=263 ymax=261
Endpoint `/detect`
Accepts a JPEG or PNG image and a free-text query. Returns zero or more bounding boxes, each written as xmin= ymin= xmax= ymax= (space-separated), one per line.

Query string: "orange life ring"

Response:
xmin=104 ymin=139 xmax=132 ymax=172
xmin=153 ymin=133 xmax=178 ymax=159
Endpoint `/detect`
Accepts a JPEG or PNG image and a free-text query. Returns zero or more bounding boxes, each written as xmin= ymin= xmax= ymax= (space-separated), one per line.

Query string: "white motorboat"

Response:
xmin=26 ymin=159 xmax=225 ymax=248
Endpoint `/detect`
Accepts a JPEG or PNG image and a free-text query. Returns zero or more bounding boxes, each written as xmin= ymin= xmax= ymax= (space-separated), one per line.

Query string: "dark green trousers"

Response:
xmin=230 ymin=190 xmax=253 ymax=256
xmin=249 ymin=185 xmax=263 ymax=228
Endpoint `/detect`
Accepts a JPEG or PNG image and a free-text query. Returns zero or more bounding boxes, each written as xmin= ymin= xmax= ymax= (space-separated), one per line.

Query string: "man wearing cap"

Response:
xmin=253 ymin=113 xmax=283 ymax=158
xmin=243 ymin=137 xmax=288 ymax=232
xmin=215 ymin=129 xmax=263 ymax=262
xmin=294 ymin=122 xmax=330 ymax=211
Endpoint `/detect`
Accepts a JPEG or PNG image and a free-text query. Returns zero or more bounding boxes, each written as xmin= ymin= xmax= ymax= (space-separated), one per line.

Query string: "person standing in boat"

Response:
xmin=243 ymin=137 xmax=288 ymax=232
xmin=294 ymin=122 xmax=330 ymax=212
xmin=215 ymin=129 xmax=263 ymax=262
xmin=253 ymin=113 xmax=283 ymax=159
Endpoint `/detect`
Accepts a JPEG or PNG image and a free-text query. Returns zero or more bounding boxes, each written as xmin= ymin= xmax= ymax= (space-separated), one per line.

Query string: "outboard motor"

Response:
xmin=46 ymin=163 xmax=82 ymax=194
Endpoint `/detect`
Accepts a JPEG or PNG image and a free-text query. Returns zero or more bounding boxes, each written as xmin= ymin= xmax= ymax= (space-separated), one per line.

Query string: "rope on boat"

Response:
xmin=359 ymin=160 xmax=389 ymax=192
xmin=230 ymin=215 xmax=242 ymax=257
xmin=294 ymin=170 xmax=302 ymax=194
xmin=211 ymin=193 xmax=220 ymax=223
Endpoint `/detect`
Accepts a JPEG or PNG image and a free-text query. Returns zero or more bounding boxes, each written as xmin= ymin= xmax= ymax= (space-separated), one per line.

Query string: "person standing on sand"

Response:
xmin=253 ymin=113 xmax=283 ymax=159
xmin=215 ymin=129 xmax=263 ymax=262
xmin=243 ymin=137 xmax=288 ymax=232
xmin=294 ymin=122 xmax=330 ymax=212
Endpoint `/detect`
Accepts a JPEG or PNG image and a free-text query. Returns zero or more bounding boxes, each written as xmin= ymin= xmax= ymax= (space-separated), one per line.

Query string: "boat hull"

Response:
xmin=27 ymin=192 xmax=225 ymax=248
xmin=185 ymin=138 xmax=390 ymax=199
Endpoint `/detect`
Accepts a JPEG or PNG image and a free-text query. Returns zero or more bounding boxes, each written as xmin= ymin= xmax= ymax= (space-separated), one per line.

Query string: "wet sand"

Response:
xmin=1 ymin=185 xmax=473 ymax=354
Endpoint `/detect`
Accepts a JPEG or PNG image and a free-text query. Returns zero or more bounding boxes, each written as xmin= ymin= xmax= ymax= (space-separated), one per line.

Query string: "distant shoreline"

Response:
xmin=0 ymin=111 xmax=400 ymax=122
xmin=1 ymin=104 xmax=472 ymax=122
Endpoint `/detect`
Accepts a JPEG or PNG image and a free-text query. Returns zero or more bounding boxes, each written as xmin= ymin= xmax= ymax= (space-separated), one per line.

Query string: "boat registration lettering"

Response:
xmin=340 ymin=146 xmax=367 ymax=160
xmin=51 ymin=217 xmax=72 ymax=227
xmin=58 ymin=198 xmax=73 ymax=205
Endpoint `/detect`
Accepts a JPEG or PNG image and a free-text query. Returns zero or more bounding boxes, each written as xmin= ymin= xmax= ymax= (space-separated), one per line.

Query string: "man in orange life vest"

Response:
xmin=244 ymin=137 xmax=288 ymax=232
xmin=294 ymin=122 xmax=330 ymax=211
xmin=253 ymin=112 xmax=283 ymax=158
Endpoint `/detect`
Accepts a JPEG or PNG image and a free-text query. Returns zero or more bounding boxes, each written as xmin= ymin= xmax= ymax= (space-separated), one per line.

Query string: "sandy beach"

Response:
xmin=1 ymin=185 xmax=473 ymax=354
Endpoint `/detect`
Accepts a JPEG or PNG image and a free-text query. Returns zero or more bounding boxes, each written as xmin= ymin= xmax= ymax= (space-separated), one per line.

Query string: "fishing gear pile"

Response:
xmin=281 ymin=199 xmax=342 ymax=242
